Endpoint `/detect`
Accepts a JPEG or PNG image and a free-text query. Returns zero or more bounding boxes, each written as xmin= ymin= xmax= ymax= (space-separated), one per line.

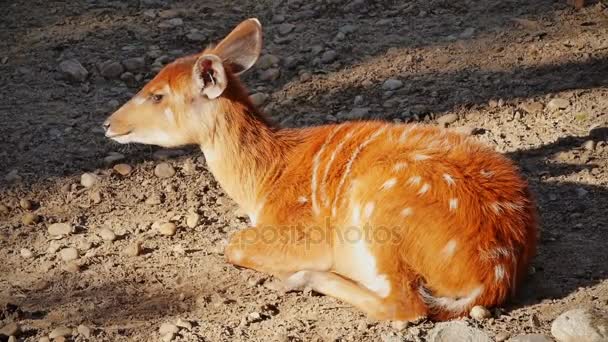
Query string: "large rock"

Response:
xmin=427 ymin=321 xmax=492 ymax=342
xmin=551 ymin=308 xmax=608 ymax=342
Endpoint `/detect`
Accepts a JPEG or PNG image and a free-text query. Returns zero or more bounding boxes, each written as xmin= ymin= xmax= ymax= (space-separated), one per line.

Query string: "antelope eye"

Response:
xmin=150 ymin=94 xmax=164 ymax=103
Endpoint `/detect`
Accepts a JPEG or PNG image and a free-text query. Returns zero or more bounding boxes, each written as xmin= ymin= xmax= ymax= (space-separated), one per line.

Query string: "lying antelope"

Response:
xmin=104 ymin=18 xmax=538 ymax=322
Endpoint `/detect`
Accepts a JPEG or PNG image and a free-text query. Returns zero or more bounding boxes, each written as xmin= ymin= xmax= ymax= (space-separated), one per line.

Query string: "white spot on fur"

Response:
xmin=442 ymin=240 xmax=457 ymax=257
xmin=414 ymin=154 xmax=430 ymax=161
xmin=495 ymin=265 xmax=506 ymax=281
xmin=351 ymin=204 xmax=361 ymax=226
xmin=443 ymin=173 xmax=455 ymax=186
xmin=321 ymin=127 xmax=360 ymax=207
xmin=408 ymin=176 xmax=422 ymax=186
xmin=417 ymin=183 xmax=431 ymax=195
xmin=229 ymin=249 xmax=244 ymax=263
xmin=419 ymin=285 xmax=484 ymax=313
xmin=449 ymin=198 xmax=459 ymax=211
xmin=132 ymin=96 xmax=146 ymax=105
xmin=351 ymin=236 xmax=391 ymax=297
xmin=480 ymin=170 xmax=494 ymax=177
xmin=364 ymin=202 xmax=375 ymax=219
xmin=298 ymin=196 xmax=308 ymax=204
xmin=484 ymin=247 xmax=512 ymax=260
xmin=381 ymin=178 xmax=397 ymax=190
xmin=249 ymin=200 xmax=265 ymax=226
xmin=401 ymin=207 xmax=413 ymax=217
xmin=164 ymin=108 xmax=175 ymax=123
xmin=312 ymin=126 xmax=344 ymax=215
xmin=392 ymin=162 xmax=407 ymax=172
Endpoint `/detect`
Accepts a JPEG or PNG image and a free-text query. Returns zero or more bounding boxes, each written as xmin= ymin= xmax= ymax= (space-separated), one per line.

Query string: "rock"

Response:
xmin=0 ymin=204 xmax=9 ymax=215
xmin=460 ymin=27 xmax=476 ymax=39
xmin=495 ymin=332 xmax=510 ymax=342
xmin=354 ymin=95 xmax=364 ymax=106
xmin=48 ymin=223 xmax=73 ymax=236
xmin=122 ymin=57 xmax=145 ymax=72
xmin=123 ymin=242 xmax=141 ymax=257
xmin=185 ymin=212 xmax=200 ymax=228
xmin=321 ymin=50 xmax=337 ymax=64
xmin=176 ymin=318 xmax=192 ymax=330
xmin=157 ymin=222 xmax=177 ymax=236
xmin=339 ymin=24 xmax=357 ymax=34
xmin=113 ymin=164 xmax=132 ymax=176
xmin=59 ymin=59 xmax=88 ymax=82
xmin=8 ymin=336 xmax=16 ymax=342
xmin=60 ymin=247 xmax=79 ymax=261
xmin=99 ymin=60 xmax=124 ymax=79
xmin=39 ymin=338 xmax=51 ymax=342
xmin=257 ymin=54 xmax=280 ymax=69
xmin=278 ymin=23 xmax=295 ymax=35
xmin=159 ymin=18 xmax=183 ymax=28
xmin=22 ymin=213 xmax=40 ymax=225
xmin=159 ymin=322 xmax=179 ymax=335
xmin=341 ymin=107 xmax=370 ymax=120
xmin=77 ymin=324 xmax=91 ymax=338
xmin=519 ymin=102 xmax=544 ymax=114
xmin=120 ymin=72 xmax=136 ymax=86
xmin=547 ymin=98 xmax=570 ymax=111
xmin=5 ymin=170 xmax=22 ymax=182
xmin=272 ymin=14 xmax=285 ymax=23
xmin=509 ymin=334 xmax=553 ymax=342
xmin=582 ymin=140 xmax=596 ymax=151
xmin=49 ymin=326 xmax=73 ymax=339
xmin=299 ymin=72 xmax=312 ymax=81
xmin=20 ymin=248 xmax=34 ymax=259
xmin=576 ymin=188 xmax=588 ymax=198
xmin=260 ymin=68 xmax=280 ymax=81
xmin=0 ymin=322 xmax=20 ymax=337
xmin=98 ymin=227 xmax=116 ymax=242
xmin=551 ymin=308 xmax=608 ymax=342
xmin=250 ymin=93 xmax=269 ymax=107
xmin=469 ymin=305 xmax=492 ymax=320
xmin=80 ymin=173 xmax=98 ymax=188
xmin=145 ymin=194 xmax=162 ymax=205
xmin=186 ymin=31 xmax=206 ymax=42
xmin=427 ymin=321 xmax=492 ymax=342
xmin=437 ymin=113 xmax=458 ymax=127
xmin=382 ymin=79 xmax=403 ymax=90
xmin=162 ymin=332 xmax=175 ymax=342
xmin=19 ymin=198 xmax=32 ymax=210
xmin=104 ymin=152 xmax=125 ymax=164
xmin=154 ymin=163 xmax=176 ymax=178
xmin=63 ymin=262 xmax=80 ymax=273
xmin=90 ymin=190 xmax=102 ymax=204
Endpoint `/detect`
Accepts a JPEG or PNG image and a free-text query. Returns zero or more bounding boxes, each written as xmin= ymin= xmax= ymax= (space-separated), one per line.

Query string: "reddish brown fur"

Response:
xmin=104 ymin=19 xmax=538 ymax=322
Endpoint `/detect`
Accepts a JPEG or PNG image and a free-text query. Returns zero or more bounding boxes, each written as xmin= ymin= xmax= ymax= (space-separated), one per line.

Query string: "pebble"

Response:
xmin=99 ymin=60 xmax=124 ymax=79
xmin=547 ymin=98 xmax=570 ymax=111
xmin=321 ymin=50 xmax=337 ymax=64
xmin=104 ymin=152 xmax=125 ymax=164
xmin=260 ymin=68 xmax=280 ymax=81
xmin=427 ymin=321 xmax=492 ymax=342
xmin=353 ymin=95 xmax=364 ymax=106
xmin=90 ymin=190 xmax=102 ymax=204
xmin=77 ymin=324 xmax=91 ymax=338
xmin=0 ymin=204 xmax=9 ymax=215
xmin=382 ymin=79 xmax=403 ymax=90
xmin=551 ymin=308 xmax=608 ymax=342
xmin=98 ymin=227 xmax=117 ymax=242
xmin=176 ymin=318 xmax=192 ymax=330
xmin=60 ymin=247 xmax=79 ymax=261
xmin=159 ymin=18 xmax=183 ymax=28
xmin=159 ymin=322 xmax=179 ymax=335
xmin=469 ymin=305 xmax=492 ymax=320
xmin=299 ymin=72 xmax=312 ymax=81
xmin=519 ymin=102 xmax=544 ymax=114
xmin=39 ymin=338 xmax=50 ymax=342
xmin=8 ymin=336 xmax=16 ymax=342
xmin=154 ymin=163 xmax=176 ymax=178
xmin=19 ymin=198 xmax=32 ymax=210
xmin=509 ymin=334 xmax=553 ymax=342
xmin=185 ymin=212 xmax=200 ymax=228
xmin=250 ymin=93 xmax=269 ymax=107
xmin=495 ymin=332 xmax=510 ymax=342
xmin=339 ymin=24 xmax=357 ymax=34
xmin=342 ymin=107 xmax=369 ymax=120
xmin=186 ymin=31 xmax=206 ymax=42
xmin=272 ymin=14 xmax=285 ymax=23
xmin=437 ymin=113 xmax=458 ymax=127
xmin=145 ymin=194 xmax=162 ymax=205
xmin=59 ymin=59 xmax=88 ymax=82
xmin=20 ymin=248 xmax=34 ymax=259
xmin=62 ymin=262 xmax=80 ymax=273
xmin=48 ymin=223 xmax=73 ymax=236
xmin=22 ymin=213 xmax=40 ymax=225
xmin=257 ymin=54 xmax=280 ymax=69
xmin=123 ymin=242 xmax=141 ymax=257
xmin=157 ymin=222 xmax=177 ymax=236
xmin=575 ymin=187 xmax=588 ymax=198
xmin=80 ymin=173 xmax=98 ymax=188
xmin=278 ymin=23 xmax=295 ymax=35
xmin=162 ymin=332 xmax=175 ymax=342
xmin=49 ymin=326 xmax=73 ymax=339
xmin=0 ymin=322 xmax=20 ymax=337
xmin=582 ymin=140 xmax=595 ymax=151
xmin=122 ymin=57 xmax=145 ymax=72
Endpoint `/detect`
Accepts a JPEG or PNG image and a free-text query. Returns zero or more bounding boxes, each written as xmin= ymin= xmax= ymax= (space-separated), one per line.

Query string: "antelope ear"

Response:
xmin=193 ymin=54 xmax=227 ymax=99
xmin=212 ymin=18 xmax=263 ymax=75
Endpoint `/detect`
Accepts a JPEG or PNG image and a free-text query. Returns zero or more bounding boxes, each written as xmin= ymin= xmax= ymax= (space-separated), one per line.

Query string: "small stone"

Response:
xmin=157 ymin=222 xmax=177 ymax=236
xmin=98 ymin=228 xmax=116 ymax=242
xmin=575 ymin=188 xmax=588 ymax=198
xmin=80 ymin=173 xmax=98 ymax=188
xmin=278 ymin=23 xmax=295 ymax=35
xmin=547 ymin=98 xmax=570 ymax=111
xmin=48 ymin=241 xmax=62 ymax=254
xmin=8 ymin=336 xmax=16 ymax=342
xmin=159 ymin=323 xmax=179 ymax=336
xmin=39 ymin=338 xmax=50 ymax=342
xmin=159 ymin=18 xmax=183 ymax=28
xmin=509 ymin=334 xmax=553 ymax=342
xmin=321 ymin=50 xmax=337 ymax=64
xmin=342 ymin=107 xmax=369 ymax=120
xmin=0 ymin=322 xmax=20 ymax=337
xmin=99 ymin=60 xmax=124 ymax=79
xmin=89 ymin=190 xmax=102 ymax=204
xmin=272 ymin=14 xmax=285 ymax=23
xmin=354 ymin=95 xmax=364 ymax=106
xmin=257 ymin=54 xmax=280 ymax=69
xmin=63 ymin=262 xmax=80 ymax=273
xmin=77 ymin=324 xmax=91 ymax=338
xmin=60 ymin=247 xmax=79 ymax=261
xmin=175 ymin=318 xmax=192 ymax=330
xmin=250 ymin=93 xmax=269 ymax=107
xmin=123 ymin=242 xmax=141 ymax=257
xmin=185 ymin=212 xmax=200 ymax=228
xmin=299 ymin=72 xmax=312 ymax=81
xmin=162 ymin=332 xmax=175 ymax=342
xmin=382 ymin=79 xmax=403 ymax=90
xmin=530 ymin=313 xmax=541 ymax=327
xmin=495 ymin=332 xmax=510 ymax=342
xmin=186 ymin=32 xmax=206 ymax=42
xmin=260 ymin=68 xmax=280 ymax=81
xmin=5 ymin=170 xmax=22 ymax=182
xmin=49 ymin=326 xmax=73 ymax=339
xmin=59 ymin=59 xmax=88 ymax=82
xmin=551 ymin=308 xmax=608 ymax=342
xmin=519 ymin=102 xmax=544 ymax=114
xmin=391 ymin=321 xmax=409 ymax=330
xmin=145 ymin=194 xmax=162 ymax=205
xmin=0 ymin=204 xmax=9 ymax=215
xmin=469 ymin=305 xmax=492 ymax=320
xmin=154 ymin=163 xmax=176 ymax=178
xmin=48 ymin=223 xmax=73 ymax=236
xmin=428 ymin=321 xmax=492 ymax=342
xmin=582 ymin=140 xmax=596 ymax=151
xmin=122 ymin=57 xmax=145 ymax=72
xmin=20 ymin=248 xmax=34 ymax=259
xmin=460 ymin=27 xmax=476 ymax=39
xmin=19 ymin=198 xmax=32 ymax=210
xmin=104 ymin=152 xmax=125 ymax=164
xmin=339 ymin=24 xmax=357 ymax=34
xmin=22 ymin=213 xmax=40 ymax=225
xmin=437 ymin=113 xmax=458 ymax=127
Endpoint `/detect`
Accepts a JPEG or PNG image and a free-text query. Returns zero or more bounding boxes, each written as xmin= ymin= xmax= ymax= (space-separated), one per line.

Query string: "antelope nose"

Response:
xmin=102 ymin=121 xmax=110 ymax=132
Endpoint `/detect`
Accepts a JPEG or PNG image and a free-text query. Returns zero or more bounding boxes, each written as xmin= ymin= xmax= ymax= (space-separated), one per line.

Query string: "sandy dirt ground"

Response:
xmin=1 ymin=0 xmax=608 ymax=341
